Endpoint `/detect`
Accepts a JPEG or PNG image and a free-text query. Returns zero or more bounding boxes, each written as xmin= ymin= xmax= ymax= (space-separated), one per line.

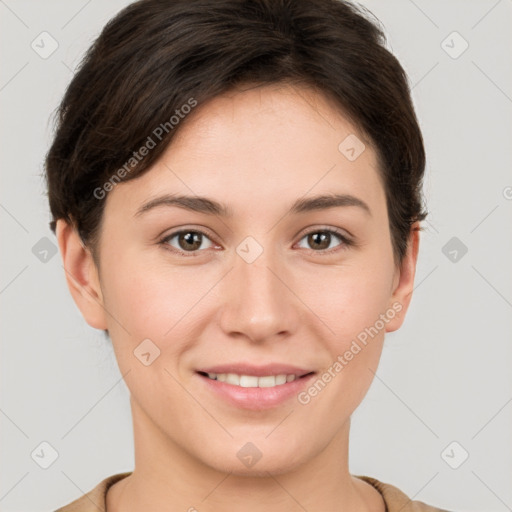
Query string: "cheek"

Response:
xmin=101 ymin=247 xmax=194 ymax=332
xmin=298 ymin=268 xmax=392 ymax=413
xmin=299 ymin=250 xmax=395 ymax=404
xmin=100 ymin=253 xmax=215 ymax=369
xmin=306 ymin=258 xmax=394 ymax=342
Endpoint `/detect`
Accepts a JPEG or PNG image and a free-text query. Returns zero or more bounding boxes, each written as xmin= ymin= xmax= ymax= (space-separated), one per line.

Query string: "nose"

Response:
xmin=218 ymin=243 xmax=300 ymax=344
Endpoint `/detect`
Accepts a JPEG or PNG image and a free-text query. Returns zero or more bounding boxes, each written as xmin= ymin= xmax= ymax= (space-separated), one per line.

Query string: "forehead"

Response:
xmin=103 ymin=83 xmax=385 ymax=221
xmin=174 ymin=82 xmax=365 ymax=149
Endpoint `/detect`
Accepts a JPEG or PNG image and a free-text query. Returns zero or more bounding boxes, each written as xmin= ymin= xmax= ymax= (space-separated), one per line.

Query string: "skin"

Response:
xmin=56 ymin=82 xmax=419 ymax=512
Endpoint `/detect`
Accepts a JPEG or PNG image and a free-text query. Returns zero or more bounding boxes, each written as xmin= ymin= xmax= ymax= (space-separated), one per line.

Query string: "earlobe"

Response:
xmin=55 ymin=219 xmax=108 ymax=330
xmin=385 ymin=223 xmax=421 ymax=333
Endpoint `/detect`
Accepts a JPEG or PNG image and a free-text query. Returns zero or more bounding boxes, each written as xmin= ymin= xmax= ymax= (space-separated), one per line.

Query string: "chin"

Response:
xmin=198 ymin=439 xmax=309 ymax=477
xmin=212 ymin=457 xmax=304 ymax=477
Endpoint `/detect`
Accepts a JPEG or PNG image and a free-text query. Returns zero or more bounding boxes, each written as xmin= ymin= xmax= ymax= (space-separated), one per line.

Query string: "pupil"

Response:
xmin=181 ymin=232 xmax=201 ymax=251
xmin=310 ymin=232 xmax=329 ymax=250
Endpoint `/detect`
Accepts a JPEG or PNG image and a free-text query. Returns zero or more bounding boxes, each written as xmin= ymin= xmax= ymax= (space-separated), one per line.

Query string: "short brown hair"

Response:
xmin=45 ymin=0 xmax=427 ymax=268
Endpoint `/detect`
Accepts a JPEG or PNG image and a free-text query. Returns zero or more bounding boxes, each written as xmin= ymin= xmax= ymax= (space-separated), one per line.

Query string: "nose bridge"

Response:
xmin=219 ymin=239 xmax=297 ymax=342
xmin=241 ymin=252 xmax=281 ymax=304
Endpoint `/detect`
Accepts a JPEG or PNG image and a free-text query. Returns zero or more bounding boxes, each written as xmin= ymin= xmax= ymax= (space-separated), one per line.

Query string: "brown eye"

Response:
xmin=178 ymin=231 xmax=203 ymax=251
xmin=307 ymin=232 xmax=331 ymax=250
xmin=162 ymin=230 xmax=214 ymax=253
xmin=297 ymin=229 xmax=351 ymax=252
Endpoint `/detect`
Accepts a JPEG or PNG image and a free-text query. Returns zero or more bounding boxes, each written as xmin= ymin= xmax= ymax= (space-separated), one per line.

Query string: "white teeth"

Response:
xmin=258 ymin=375 xmax=276 ymax=388
xmin=225 ymin=373 xmax=240 ymax=385
xmin=275 ymin=374 xmax=287 ymax=385
xmin=205 ymin=372 xmax=299 ymax=387
xmin=239 ymin=375 xmax=259 ymax=387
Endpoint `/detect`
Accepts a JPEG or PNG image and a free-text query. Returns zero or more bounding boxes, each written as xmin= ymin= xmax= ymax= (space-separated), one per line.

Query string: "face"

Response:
xmin=59 ymin=83 xmax=417 ymax=477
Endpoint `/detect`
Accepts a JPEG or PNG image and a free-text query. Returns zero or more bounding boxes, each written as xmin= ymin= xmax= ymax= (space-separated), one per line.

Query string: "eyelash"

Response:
xmin=159 ymin=227 xmax=354 ymax=257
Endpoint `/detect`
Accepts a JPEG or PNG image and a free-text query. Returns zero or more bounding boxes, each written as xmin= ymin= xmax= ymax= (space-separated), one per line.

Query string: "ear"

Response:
xmin=55 ymin=219 xmax=108 ymax=330
xmin=385 ymin=222 xmax=420 ymax=333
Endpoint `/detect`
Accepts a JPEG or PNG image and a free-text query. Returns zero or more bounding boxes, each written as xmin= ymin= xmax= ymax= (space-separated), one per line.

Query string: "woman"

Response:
xmin=46 ymin=0 xmax=451 ymax=510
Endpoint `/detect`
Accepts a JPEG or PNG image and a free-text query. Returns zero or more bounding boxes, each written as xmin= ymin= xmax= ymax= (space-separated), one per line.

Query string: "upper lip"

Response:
xmin=197 ymin=363 xmax=315 ymax=377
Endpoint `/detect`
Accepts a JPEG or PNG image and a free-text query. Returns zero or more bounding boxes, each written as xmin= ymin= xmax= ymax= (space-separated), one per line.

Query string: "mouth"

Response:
xmin=195 ymin=367 xmax=317 ymax=410
xmin=196 ymin=370 xmax=315 ymax=388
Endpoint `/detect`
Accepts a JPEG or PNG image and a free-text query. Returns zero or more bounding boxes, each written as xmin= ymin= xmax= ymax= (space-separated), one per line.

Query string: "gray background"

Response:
xmin=1 ymin=0 xmax=511 ymax=510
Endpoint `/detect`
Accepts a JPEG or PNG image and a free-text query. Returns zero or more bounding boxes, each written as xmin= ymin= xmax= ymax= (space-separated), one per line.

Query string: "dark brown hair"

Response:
xmin=45 ymin=0 xmax=427 ymax=268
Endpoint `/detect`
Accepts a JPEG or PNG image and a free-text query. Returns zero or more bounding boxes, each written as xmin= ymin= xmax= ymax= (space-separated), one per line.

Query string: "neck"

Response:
xmin=107 ymin=397 xmax=383 ymax=512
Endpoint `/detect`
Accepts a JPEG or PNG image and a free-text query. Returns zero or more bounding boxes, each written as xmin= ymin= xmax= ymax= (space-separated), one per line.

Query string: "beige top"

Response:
xmin=54 ymin=472 xmax=451 ymax=511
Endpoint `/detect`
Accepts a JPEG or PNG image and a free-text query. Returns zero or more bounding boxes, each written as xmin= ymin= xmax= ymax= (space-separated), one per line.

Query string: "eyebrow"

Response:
xmin=134 ymin=192 xmax=371 ymax=218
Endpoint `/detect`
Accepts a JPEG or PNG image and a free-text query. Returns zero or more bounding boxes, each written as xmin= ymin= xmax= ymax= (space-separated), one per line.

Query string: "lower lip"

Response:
xmin=196 ymin=372 xmax=316 ymax=410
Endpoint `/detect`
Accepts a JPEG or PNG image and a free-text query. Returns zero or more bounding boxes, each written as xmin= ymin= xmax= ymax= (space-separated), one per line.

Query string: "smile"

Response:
xmin=199 ymin=372 xmax=313 ymax=388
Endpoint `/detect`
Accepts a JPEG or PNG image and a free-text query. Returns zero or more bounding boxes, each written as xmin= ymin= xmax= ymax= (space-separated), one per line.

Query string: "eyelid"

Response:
xmin=158 ymin=224 xmax=218 ymax=241
xmin=298 ymin=225 xmax=352 ymax=240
